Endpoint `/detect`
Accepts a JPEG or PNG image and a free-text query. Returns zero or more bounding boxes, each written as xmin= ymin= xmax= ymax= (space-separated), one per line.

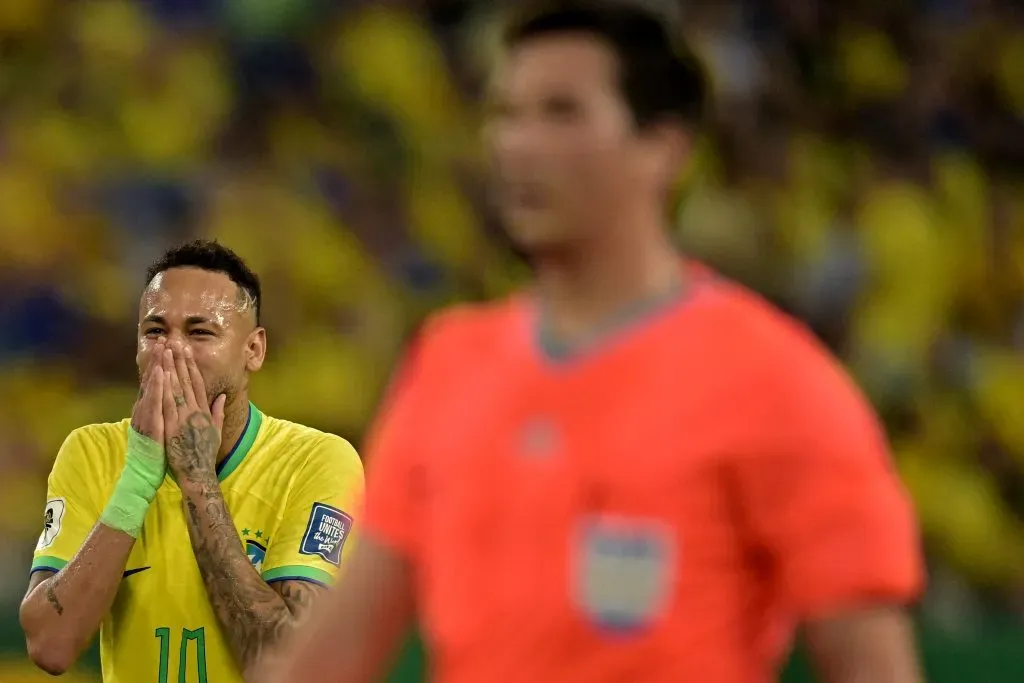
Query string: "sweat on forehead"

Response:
xmin=141 ymin=268 xmax=256 ymax=322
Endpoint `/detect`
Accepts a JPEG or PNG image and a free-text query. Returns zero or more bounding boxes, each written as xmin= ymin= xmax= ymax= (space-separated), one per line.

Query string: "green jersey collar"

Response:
xmin=216 ymin=402 xmax=263 ymax=482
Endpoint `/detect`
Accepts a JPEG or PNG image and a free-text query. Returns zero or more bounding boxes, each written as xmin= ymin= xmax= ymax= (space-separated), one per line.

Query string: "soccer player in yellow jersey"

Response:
xmin=19 ymin=240 xmax=365 ymax=683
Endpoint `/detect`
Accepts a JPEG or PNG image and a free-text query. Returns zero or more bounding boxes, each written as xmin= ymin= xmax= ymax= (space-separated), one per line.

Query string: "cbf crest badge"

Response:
xmin=572 ymin=514 xmax=676 ymax=633
xmin=246 ymin=540 xmax=266 ymax=573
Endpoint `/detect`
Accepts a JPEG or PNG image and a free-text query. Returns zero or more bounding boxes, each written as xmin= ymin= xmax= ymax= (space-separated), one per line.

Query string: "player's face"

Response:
xmin=485 ymin=34 xmax=644 ymax=250
xmin=136 ymin=267 xmax=266 ymax=407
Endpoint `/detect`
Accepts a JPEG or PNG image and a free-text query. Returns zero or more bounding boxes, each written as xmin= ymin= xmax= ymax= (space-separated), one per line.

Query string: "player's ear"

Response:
xmin=640 ymin=120 xmax=691 ymax=190
xmin=246 ymin=327 xmax=267 ymax=372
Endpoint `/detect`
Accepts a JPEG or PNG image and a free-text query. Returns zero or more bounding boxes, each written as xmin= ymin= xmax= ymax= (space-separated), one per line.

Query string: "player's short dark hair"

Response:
xmin=502 ymin=0 xmax=707 ymax=131
xmin=144 ymin=239 xmax=262 ymax=324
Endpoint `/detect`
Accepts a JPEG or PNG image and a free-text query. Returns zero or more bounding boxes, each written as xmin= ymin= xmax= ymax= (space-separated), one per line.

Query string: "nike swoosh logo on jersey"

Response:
xmin=122 ymin=567 xmax=151 ymax=578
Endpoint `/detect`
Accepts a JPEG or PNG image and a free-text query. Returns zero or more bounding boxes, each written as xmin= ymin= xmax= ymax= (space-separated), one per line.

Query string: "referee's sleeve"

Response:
xmin=361 ymin=320 xmax=437 ymax=563
xmin=732 ymin=321 xmax=925 ymax=620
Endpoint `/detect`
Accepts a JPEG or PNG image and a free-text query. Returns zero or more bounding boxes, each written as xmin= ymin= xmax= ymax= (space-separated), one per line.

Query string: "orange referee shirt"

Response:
xmin=363 ymin=274 xmax=924 ymax=683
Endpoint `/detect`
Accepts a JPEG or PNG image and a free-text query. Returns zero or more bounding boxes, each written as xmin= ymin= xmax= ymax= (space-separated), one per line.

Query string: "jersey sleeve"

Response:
xmin=360 ymin=320 xmax=437 ymax=561
xmin=732 ymin=329 xmax=925 ymax=620
xmin=31 ymin=429 xmax=106 ymax=575
xmin=261 ymin=436 xmax=364 ymax=587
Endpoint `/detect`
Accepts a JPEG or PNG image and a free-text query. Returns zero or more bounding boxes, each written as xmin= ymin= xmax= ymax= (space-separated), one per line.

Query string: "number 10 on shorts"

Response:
xmin=155 ymin=626 xmax=208 ymax=683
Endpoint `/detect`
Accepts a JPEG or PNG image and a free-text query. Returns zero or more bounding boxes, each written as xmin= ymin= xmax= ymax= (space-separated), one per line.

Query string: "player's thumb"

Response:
xmin=212 ymin=394 xmax=227 ymax=430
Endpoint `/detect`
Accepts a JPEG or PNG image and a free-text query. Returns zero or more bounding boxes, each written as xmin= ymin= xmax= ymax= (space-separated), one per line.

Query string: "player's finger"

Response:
xmin=211 ymin=393 xmax=226 ymax=432
xmin=138 ymin=358 xmax=152 ymax=391
xmin=163 ymin=348 xmax=186 ymax=413
xmin=183 ymin=345 xmax=208 ymax=410
xmin=144 ymin=355 xmax=164 ymax=415
xmin=172 ymin=342 xmax=197 ymax=409
xmin=131 ymin=354 xmax=160 ymax=425
xmin=149 ymin=368 xmax=165 ymax=443
xmin=140 ymin=351 xmax=159 ymax=393
xmin=161 ymin=368 xmax=177 ymax=429
xmin=132 ymin=362 xmax=150 ymax=413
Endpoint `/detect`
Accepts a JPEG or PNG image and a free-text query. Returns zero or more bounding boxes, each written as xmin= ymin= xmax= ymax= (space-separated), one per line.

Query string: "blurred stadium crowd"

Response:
xmin=1 ymin=0 xmax=1024 ymax=674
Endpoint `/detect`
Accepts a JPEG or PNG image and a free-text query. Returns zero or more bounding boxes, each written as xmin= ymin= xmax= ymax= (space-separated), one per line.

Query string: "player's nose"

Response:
xmin=492 ymin=119 xmax=548 ymax=160
xmin=166 ymin=338 xmax=193 ymax=360
xmin=161 ymin=332 xmax=192 ymax=357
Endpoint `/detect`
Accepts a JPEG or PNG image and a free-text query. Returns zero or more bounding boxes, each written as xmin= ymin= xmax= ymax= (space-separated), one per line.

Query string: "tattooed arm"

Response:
xmin=21 ymin=360 xmax=167 ymax=675
xmin=20 ymin=525 xmax=137 ymax=674
xmin=177 ymin=468 xmax=327 ymax=675
xmin=160 ymin=343 xmax=328 ymax=676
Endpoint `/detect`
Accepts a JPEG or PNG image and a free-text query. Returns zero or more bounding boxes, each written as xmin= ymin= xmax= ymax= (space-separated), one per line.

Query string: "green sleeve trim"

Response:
xmin=262 ymin=565 xmax=335 ymax=587
xmin=31 ymin=555 xmax=68 ymax=573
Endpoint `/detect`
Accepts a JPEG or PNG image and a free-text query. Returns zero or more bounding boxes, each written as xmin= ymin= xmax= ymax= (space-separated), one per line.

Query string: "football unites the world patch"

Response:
xmin=36 ymin=498 xmax=66 ymax=551
xmin=299 ymin=503 xmax=352 ymax=566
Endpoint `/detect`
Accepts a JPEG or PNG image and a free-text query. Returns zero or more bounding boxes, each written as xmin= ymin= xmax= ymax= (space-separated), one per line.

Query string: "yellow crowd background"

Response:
xmin=1 ymin=0 xmax=1023 ymax=679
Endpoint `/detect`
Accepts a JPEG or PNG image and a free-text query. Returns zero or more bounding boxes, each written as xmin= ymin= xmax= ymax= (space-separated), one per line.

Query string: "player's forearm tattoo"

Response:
xmin=167 ymin=412 xmax=220 ymax=479
xmin=177 ymin=435 xmax=324 ymax=672
xmin=45 ymin=578 xmax=64 ymax=616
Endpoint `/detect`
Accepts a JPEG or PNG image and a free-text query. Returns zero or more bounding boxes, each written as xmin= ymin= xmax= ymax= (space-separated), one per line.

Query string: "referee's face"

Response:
xmin=136 ymin=267 xmax=265 ymax=407
xmin=486 ymin=34 xmax=640 ymax=252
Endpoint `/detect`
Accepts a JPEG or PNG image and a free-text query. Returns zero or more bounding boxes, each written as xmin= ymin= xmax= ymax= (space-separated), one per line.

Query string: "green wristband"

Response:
xmin=100 ymin=429 xmax=165 ymax=538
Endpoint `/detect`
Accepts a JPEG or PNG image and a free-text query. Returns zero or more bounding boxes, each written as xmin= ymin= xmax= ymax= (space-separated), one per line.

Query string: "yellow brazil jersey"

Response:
xmin=30 ymin=403 xmax=364 ymax=683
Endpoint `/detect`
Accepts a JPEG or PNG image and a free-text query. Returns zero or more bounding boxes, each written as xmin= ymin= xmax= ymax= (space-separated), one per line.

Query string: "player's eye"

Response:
xmin=144 ymin=328 xmax=165 ymax=336
xmin=190 ymin=329 xmax=214 ymax=336
xmin=543 ymin=96 xmax=582 ymax=121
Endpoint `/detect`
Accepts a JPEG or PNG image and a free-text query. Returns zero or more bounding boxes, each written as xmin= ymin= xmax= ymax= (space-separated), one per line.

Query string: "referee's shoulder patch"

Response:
xmin=299 ymin=503 xmax=352 ymax=566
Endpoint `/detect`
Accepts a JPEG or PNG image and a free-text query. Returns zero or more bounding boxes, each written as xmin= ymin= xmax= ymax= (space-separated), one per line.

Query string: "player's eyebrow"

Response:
xmin=185 ymin=315 xmax=220 ymax=327
xmin=141 ymin=314 xmax=221 ymax=327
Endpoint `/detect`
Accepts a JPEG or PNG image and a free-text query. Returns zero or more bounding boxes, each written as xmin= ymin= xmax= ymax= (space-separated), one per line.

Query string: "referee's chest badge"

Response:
xmin=573 ymin=514 xmax=676 ymax=633
xmin=520 ymin=417 xmax=559 ymax=456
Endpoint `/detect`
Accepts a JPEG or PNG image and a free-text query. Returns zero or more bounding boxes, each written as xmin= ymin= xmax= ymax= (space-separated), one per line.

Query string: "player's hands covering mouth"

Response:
xmin=131 ymin=343 xmax=166 ymax=444
xmin=161 ymin=341 xmax=227 ymax=483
